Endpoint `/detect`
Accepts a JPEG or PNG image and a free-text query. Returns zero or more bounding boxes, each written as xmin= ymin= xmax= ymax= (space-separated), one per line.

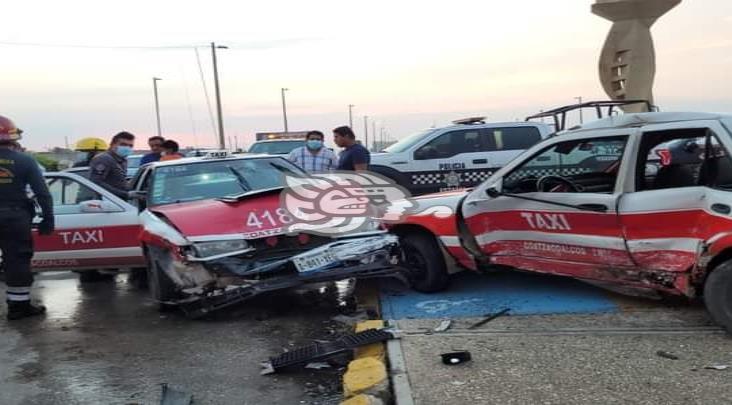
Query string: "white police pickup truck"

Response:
xmin=369 ymin=118 xmax=552 ymax=195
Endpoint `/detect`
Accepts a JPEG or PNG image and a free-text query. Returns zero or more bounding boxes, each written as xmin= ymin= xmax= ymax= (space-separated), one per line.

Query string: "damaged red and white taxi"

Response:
xmin=130 ymin=153 xmax=400 ymax=318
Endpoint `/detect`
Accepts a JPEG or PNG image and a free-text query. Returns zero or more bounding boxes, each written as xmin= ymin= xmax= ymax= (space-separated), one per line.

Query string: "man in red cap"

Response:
xmin=0 ymin=115 xmax=54 ymax=320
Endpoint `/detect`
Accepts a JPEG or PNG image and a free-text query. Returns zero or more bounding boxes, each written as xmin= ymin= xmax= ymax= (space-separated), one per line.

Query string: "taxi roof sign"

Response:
xmin=203 ymin=150 xmax=231 ymax=159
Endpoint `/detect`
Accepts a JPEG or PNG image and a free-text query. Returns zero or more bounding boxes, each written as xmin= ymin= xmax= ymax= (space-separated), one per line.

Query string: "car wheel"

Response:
xmin=704 ymin=261 xmax=732 ymax=334
xmin=144 ymin=247 xmax=180 ymax=310
xmin=129 ymin=267 xmax=148 ymax=289
xmin=78 ymin=270 xmax=115 ymax=283
xmin=399 ymin=231 xmax=449 ymax=293
xmin=704 ymin=260 xmax=732 ymax=334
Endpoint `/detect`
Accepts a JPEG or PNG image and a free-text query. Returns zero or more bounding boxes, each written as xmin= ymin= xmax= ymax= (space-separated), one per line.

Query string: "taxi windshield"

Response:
xmin=149 ymin=157 xmax=305 ymax=206
xmin=383 ymin=129 xmax=436 ymax=153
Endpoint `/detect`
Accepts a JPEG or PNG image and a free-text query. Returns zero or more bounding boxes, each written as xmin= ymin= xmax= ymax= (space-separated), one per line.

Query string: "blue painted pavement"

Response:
xmin=380 ymin=271 xmax=619 ymax=319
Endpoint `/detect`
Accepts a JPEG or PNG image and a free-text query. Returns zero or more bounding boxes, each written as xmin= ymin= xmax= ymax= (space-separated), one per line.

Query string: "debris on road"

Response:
xmin=704 ymin=364 xmax=730 ymax=370
xmin=441 ymin=351 xmax=472 ymax=366
xmin=467 ymin=308 xmax=511 ymax=330
xmin=656 ymin=351 xmax=680 ymax=360
xmin=434 ymin=319 xmax=452 ymax=333
xmin=263 ymin=329 xmax=394 ymax=374
xmin=160 ymin=383 xmax=193 ymax=405
xmin=305 ymin=362 xmax=333 ymax=370
xmin=332 ymin=311 xmax=370 ymax=326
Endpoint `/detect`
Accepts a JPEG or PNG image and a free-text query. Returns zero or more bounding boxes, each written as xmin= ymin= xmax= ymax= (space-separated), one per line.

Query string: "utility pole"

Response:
xmin=574 ymin=96 xmax=584 ymax=124
xmin=372 ymin=120 xmax=376 ymax=150
xmin=153 ymin=77 xmax=163 ymax=138
xmin=211 ymin=42 xmax=228 ymax=149
xmin=348 ymin=104 xmax=355 ymax=129
xmin=363 ymin=116 xmax=369 ymax=151
xmin=281 ymin=88 xmax=289 ymax=133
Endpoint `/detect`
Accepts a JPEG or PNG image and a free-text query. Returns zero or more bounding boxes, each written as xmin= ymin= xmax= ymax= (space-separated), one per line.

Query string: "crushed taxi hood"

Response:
xmin=149 ymin=191 xmax=286 ymax=239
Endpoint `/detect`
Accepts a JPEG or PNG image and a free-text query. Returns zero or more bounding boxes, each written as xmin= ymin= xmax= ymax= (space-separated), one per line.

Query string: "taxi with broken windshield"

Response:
xmin=386 ymin=104 xmax=732 ymax=334
xmin=127 ymin=152 xmax=399 ymax=317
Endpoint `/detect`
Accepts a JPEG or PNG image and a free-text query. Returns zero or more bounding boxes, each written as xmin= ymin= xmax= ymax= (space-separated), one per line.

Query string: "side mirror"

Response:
xmin=485 ymin=187 xmax=501 ymax=198
xmin=129 ymin=190 xmax=148 ymax=200
xmin=79 ymin=200 xmax=122 ymax=213
xmin=415 ymin=148 xmax=437 ymax=160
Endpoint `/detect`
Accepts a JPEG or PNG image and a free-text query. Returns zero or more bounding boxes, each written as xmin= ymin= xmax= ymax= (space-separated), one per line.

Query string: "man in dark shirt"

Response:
xmin=90 ymin=132 xmax=135 ymax=200
xmin=333 ymin=126 xmax=370 ymax=171
xmin=0 ymin=115 xmax=54 ymax=320
xmin=140 ymin=136 xmax=164 ymax=166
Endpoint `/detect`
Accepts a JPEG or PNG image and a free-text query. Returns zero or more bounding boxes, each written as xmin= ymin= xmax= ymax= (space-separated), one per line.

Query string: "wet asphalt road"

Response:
xmin=0 ymin=272 xmax=357 ymax=405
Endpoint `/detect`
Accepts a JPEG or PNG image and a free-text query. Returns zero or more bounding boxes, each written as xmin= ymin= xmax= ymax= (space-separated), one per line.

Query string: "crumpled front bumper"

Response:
xmin=176 ymin=233 xmax=403 ymax=318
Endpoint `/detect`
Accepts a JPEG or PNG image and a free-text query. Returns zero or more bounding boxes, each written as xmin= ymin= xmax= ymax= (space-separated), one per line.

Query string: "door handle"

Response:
xmin=712 ymin=203 xmax=731 ymax=215
xmin=577 ymin=203 xmax=608 ymax=212
xmin=391 ymin=161 xmax=408 ymax=165
xmin=473 ymin=159 xmax=488 ymax=164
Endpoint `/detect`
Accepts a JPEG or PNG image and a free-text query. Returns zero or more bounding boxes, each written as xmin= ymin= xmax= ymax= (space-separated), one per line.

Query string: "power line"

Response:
xmin=194 ymin=47 xmax=217 ymax=138
xmin=180 ymin=64 xmax=199 ymax=147
xmin=0 ymin=41 xmax=198 ymax=50
xmin=0 ymin=38 xmax=315 ymax=51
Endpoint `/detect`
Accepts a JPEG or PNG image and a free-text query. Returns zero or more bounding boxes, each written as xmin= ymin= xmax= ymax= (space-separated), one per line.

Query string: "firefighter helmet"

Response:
xmin=0 ymin=115 xmax=23 ymax=141
xmin=75 ymin=137 xmax=108 ymax=152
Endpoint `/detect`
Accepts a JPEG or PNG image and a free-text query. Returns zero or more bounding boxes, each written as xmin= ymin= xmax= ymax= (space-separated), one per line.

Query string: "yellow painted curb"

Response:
xmin=355 ymin=321 xmax=386 ymax=362
xmin=343 ymin=357 xmax=388 ymax=398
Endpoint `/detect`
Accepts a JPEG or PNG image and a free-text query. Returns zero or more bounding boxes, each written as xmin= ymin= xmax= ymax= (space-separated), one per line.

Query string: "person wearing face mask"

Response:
xmin=287 ymin=131 xmax=338 ymax=173
xmin=89 ymin=131 xmax=136 ymax=200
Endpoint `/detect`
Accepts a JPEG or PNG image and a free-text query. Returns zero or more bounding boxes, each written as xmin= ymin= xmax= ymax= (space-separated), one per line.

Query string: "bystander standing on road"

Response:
xmin=140 ymin=136 xmax=164 ymax=165
xmin=287 ymin=131 xmax=338 ymax=173
xmin=90 ymin=131 xmax=135 ymax=200
xmin=0 ymin=114 xmax=55 ymax=320
xmin=333 ymin=126 xmax=370 ymax=171
xmin=159 ymin=140 xmax=184 ymax=161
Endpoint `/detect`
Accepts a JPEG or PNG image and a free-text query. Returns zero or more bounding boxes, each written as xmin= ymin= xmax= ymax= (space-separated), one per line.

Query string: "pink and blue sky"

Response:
xmin=3 ymin=0 xmax=731 ymax=151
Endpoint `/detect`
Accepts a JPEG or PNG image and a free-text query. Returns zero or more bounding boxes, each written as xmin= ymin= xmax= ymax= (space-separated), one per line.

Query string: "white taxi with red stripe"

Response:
xmin=388 ymin=112 xmax=732 ymax=334
xmin=33 ymin=172 xmax=143 ymax=271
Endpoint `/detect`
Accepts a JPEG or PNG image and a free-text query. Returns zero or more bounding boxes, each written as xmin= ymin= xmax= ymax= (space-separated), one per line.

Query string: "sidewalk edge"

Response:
xmin=386 ymin=320 xmax=415 ymax=405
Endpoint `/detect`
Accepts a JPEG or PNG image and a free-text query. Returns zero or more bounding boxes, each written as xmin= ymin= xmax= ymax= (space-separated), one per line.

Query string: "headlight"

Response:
xmin=193 ymin=240 xmax=250 ymax=258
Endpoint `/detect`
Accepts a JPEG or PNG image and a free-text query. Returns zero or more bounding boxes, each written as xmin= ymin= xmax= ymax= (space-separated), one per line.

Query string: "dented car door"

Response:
xmin=462 ymin=131 xmax=636 ymax=279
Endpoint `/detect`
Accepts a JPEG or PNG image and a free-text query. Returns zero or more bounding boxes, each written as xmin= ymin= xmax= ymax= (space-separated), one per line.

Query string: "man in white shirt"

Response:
xmin=287 ymin=131 xmax=338 ymax=173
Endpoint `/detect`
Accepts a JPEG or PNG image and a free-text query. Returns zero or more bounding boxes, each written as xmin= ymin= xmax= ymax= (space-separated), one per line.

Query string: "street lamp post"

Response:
xmin=152 ymin=77 xmax=163 ymax=138
xmin=574 ymin=96 xmax=584 ymax=124
xmin=211 ymin=42 xmax=228 ymax=149
xmin=348 ymin=104 xmax=355 ymax=129
xmin=363 ymin=115 xmax=369 ymax=151
xmin=281 ymin=88 xmax=289 ymax=133
xmin=372 ymin=120 xmax=376 ymax=150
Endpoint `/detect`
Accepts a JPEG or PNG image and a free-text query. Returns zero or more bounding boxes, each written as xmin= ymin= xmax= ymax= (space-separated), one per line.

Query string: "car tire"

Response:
xmin=399 ymin=231 xmax=449 ymax=293
xmin=78 ymin=270 xmax=115 ymax=283
xmin=704 ymin=260 xmax=732 ymax=334
xmin=144 ymin=247 xmax=180 ymax=310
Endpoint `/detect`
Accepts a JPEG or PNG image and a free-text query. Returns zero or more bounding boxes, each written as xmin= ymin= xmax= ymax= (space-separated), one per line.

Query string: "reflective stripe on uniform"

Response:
xmin=6 ymin=286 xmax=31 ymax=294
xmin=6 ymin=292 xmax=30 ymax=301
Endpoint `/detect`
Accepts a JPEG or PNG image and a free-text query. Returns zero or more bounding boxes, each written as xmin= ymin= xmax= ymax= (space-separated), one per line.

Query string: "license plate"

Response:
xmin=293 ymin=250 xmax=338 ymax=273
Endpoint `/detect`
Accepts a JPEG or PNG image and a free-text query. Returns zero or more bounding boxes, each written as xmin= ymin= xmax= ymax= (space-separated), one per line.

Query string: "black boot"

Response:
xmin=6 ymin=300 xmax=46 ymax=321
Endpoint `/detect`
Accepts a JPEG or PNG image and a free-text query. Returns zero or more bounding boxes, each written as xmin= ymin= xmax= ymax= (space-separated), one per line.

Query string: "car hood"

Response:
xmin=150 ymin=191 xmax=287 ymax=240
